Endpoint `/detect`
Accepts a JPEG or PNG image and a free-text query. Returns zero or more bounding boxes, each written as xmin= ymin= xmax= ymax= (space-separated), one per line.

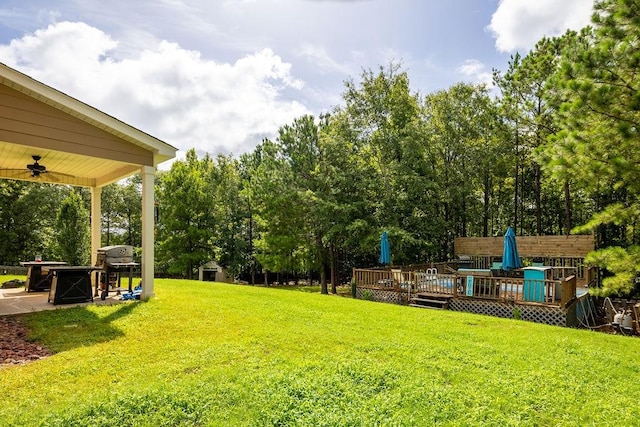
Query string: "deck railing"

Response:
xmin=414 ymin=270 xmax=457 ymax=295
xmin=353 ymin=268 xmax=396 ymax=289
xmin=457 ymin=255 xmax=591 ymax=285
xmin=353 ymin=268 xmax=578 ymax=308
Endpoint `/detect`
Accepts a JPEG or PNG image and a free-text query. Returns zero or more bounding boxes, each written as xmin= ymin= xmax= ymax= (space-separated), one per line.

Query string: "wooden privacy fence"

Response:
xmin=454 ymin=235 xmax=594 ymax=258
xmin=353 ymin=268 xmax=578 ymax=308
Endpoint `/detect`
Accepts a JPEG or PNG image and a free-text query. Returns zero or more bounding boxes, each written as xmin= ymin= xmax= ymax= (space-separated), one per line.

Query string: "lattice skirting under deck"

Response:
xmin=449 ymin=298 xmax=567 ymax=326
xmin=355 ymin=287 xmax=579 ymax=327
xmin=356 ymin=288 xmax=407 ymax=304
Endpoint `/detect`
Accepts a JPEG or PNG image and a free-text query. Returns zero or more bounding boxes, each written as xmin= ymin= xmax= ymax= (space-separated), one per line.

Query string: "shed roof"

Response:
xmin=200 ymin=261 xmax=222 ymax=270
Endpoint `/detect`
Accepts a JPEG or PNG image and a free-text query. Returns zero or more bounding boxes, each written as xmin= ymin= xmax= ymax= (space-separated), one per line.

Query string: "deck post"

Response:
xmin=561 ymin=275 xmax=577 ymax=307
xmin=453 ymin=274 xmax=458 ymax=298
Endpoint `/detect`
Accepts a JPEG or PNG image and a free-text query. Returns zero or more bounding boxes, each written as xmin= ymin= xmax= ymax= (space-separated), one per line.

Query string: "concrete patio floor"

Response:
xmin=0 ymin=286 xmax=128 ymax=316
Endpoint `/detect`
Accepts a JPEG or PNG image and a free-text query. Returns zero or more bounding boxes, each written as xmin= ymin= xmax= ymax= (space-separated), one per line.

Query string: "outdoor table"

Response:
xmin=20 ymin=261 xmax=67 ymax=292
xmin=47 ymin=266 xmax=101 ymax=305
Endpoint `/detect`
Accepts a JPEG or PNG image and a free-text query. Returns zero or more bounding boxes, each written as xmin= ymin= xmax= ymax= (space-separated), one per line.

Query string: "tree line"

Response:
xmin=0 ymin=0 xmax=638 ymax=296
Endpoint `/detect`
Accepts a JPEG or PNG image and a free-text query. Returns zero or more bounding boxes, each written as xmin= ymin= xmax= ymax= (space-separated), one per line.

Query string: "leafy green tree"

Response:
xmin=0 ymin=181 xmax=71 ymax=263
xmin=238 ymin=149 xmax=264 ymax=285
xmin=99 ymin=178 xmax=142 ymax=248
xmin=53 ymin=189 xmax=91 ymax=265
xmin=156 ymin=149 xmax=216 ymax=279
xmin=210 ymin=154 xmax=249 ymax=280
xmin=101 ymin=183 xmax=124 ymax=246
xmin=322 ymin=106 xmax=381 ymax=270
xmin=494 ymin=53 xmax=525 ymax=233
xmin=277 ymin=116 xmax=329 ymax=288
xmin=337 ymin=63 xmax=436 ymax=265
xmin=318 ymin=112 xmax=377 ymax=289
xmin=494 ymin=35 xmax=571 ymax=236
xmin=250 ymin=137 xmax=312 ymax=286
xmin=28 ymin=184 xmax=72 ymax=260
xmin=0 ymin=181 xmax=36 ymax=263
xmin=119 ymin=176 xmax=142 ymax=247
xmin=248 ymin=114 xmax=354 ymax=292
xmin=422 ymin=83 xmax=505 ymax=254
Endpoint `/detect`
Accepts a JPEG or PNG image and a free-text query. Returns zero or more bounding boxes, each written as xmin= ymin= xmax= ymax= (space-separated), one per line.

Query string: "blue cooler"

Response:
xmin=523 ymin=266 xmax=552 ymax=302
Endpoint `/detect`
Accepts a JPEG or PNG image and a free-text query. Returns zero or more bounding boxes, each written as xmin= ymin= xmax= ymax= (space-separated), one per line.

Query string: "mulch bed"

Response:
xmin=0 ymin=316 xmax=51 ymax=366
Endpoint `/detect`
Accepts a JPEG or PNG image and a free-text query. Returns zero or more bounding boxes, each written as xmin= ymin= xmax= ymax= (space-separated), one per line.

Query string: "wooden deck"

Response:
xmin=353 ymin=266 xmax=594 ymax=327
xmin=353 ymin=267 xmax=578 ymax=308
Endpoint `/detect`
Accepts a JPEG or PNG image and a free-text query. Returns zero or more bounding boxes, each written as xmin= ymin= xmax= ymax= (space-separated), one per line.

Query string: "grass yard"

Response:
xmin=1 ymin=279 xmax=639 ymax=426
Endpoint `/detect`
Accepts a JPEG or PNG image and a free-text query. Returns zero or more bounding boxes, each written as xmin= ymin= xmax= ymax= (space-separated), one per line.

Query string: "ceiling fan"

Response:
xmin=26 ymin=155 xmax=47 ymax=177
xmin=1 ymin=155 xmax=75 ymax=181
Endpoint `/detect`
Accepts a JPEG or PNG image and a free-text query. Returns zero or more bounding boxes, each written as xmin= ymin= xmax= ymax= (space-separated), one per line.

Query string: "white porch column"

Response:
xmin=90 ymin=186 xmax=102 ymax=265
xmin=141 ymin=165 xmax=155 ymax=298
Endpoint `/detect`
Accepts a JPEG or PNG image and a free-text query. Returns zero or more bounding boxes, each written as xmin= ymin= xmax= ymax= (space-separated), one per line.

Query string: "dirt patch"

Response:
xmin=0 ymin=316 xmax=51 ymax=366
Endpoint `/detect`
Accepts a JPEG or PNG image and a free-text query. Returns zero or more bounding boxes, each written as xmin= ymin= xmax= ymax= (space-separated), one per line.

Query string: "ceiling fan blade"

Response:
xmin=0 ymin=168 xmax=76 ymax=182
xmin=1 ymin=151 xmax=76 ymax=181
xmin=47 ymin=171 xmax=76 ymax=179
xmin=0 ymin=169 xmax=31 ymax=177
xmin=36 ymin=171 xmax=77 ymax=182
xmin=45 ymin=172 xmax=59 ymax=182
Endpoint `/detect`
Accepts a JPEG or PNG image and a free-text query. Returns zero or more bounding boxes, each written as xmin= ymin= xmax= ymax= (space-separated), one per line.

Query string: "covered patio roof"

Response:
xmin=0 ymin=62 xmax=177 ymax=298
xmin=0 ymin=62 xmax=175 ymax=186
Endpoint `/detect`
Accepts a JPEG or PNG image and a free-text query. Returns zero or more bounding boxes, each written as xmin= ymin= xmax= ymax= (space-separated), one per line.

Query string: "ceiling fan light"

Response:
xmin=27 ymin=155 xmax=46 ymax=172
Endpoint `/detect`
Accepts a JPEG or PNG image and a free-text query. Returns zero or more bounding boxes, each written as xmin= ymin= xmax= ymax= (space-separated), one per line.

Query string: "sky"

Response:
xmin=0 ymin=0 xmax=595 ymax=164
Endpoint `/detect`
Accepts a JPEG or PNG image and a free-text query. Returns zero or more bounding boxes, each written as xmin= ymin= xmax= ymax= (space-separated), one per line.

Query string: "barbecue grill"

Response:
xmin=95 ymin=245 xmax=139 ymax=300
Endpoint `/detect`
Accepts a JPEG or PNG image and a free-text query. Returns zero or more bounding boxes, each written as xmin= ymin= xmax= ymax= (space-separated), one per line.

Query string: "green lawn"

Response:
xmin=1 ymin=279 xmax=639 ymax=426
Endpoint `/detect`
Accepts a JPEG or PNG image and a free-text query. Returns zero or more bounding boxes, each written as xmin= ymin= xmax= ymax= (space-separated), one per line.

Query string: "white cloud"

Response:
xmin=457 ymin=59 xmax=484 ymax=76
xmin=0 ymin=21 xmax=309 ymax=158
xmin=298 ymin=43 xmax=352 ymax=75
xmin=456 ymin=59 xmax=493 ymax=87
xmin=488 ymin=0 xmax=594 ymax=52
xmin=0 ymin=21 xmax=118 ymax=76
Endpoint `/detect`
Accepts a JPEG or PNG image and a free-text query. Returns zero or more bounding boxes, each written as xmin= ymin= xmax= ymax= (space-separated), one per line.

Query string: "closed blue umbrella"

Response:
xmin=502 ymin=227 xmax=522 ymax=271
xmin=379 ymin=231 xmax=390 ymax=265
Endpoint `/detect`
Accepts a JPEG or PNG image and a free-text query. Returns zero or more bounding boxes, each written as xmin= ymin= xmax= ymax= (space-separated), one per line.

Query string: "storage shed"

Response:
xmin=198 ymin=261 xmax=229 ymax=283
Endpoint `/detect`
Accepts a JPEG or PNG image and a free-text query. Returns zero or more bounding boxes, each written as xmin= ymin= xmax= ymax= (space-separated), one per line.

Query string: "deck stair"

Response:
xmin=410 ymin=293 xmax=453 ymax=310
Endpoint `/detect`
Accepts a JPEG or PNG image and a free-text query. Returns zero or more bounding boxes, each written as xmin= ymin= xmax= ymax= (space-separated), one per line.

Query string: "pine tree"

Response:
xmin=546 ymin=0 xmax=640 ymax=295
